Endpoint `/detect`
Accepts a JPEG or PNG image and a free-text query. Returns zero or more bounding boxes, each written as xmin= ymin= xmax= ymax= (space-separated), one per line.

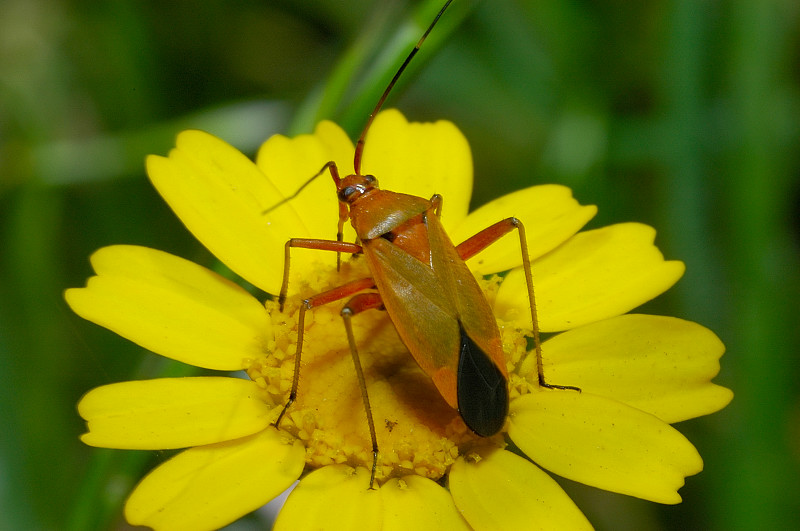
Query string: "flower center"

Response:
xmin=245 ymin=258 xmax=532 ymax=484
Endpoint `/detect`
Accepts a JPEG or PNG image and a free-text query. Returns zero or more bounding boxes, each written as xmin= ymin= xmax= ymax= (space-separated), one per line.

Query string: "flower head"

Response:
xmin=67 ymin=109 xmax=732 ymax=530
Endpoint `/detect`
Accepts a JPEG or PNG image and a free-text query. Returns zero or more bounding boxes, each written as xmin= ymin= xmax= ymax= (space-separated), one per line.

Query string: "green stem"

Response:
xmin=290 ymin=0 xmax=479 ymax=137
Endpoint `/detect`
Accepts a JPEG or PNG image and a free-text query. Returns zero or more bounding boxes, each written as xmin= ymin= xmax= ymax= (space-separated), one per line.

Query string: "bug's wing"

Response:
xmin=365 ymin=213 xmax=508 ymax=435
xmin=424 ymin=212 xmax=506 ymax=371
xmin=365 ymin=237 xmax=462 ymax=409
xmin=425 ymin=212 xmax=509 ymax=436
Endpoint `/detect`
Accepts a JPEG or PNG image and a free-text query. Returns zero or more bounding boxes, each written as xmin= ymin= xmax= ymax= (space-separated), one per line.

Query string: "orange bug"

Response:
xmin=270 ymin=0 xmax=576 ymax=486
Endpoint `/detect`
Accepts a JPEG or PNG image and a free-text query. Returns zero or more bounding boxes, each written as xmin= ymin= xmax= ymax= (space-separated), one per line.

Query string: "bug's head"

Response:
xmin=335 ymin=173 xmax=379 ymax=205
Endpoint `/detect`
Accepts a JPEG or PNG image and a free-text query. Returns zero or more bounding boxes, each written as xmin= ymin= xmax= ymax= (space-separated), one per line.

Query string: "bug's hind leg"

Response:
xmin=339 ymin=292 xmax=386 ymax=489
xmin=455 ymin=217 xmax=580 ymax=393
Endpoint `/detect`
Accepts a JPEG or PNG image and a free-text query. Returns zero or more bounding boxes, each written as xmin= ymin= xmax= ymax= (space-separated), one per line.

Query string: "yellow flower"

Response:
xmin=67 ymin=109 xmax=733 ymax=530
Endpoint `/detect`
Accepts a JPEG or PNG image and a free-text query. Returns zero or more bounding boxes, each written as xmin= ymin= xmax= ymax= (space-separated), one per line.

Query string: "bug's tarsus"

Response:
xmin=539 ymin=379 xmax=582 ymax=392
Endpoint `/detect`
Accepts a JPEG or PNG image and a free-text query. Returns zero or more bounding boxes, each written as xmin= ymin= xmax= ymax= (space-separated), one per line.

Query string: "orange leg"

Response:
xmin=278 ymin=238 xmax=363 ymax=310
xmin=274 ymin=276 xmax=376 ymax=427
xmin=273 ymin=276 xmax=385 ymax=488
xmin=340 ymin=292 xmax=385 ymax=488
xmin=264 ymin=160 xmax=351 ymax=271
xmin=456 ymin=218 xmax=580 ymax=392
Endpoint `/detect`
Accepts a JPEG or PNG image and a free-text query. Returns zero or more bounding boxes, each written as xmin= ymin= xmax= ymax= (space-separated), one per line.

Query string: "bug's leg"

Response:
xmin=273 ymin=277 xmax=376 ymax=429
xmin=340 ymin=292 xmax=385 ymax=490
xmin=278 ymin=238 xmax=362 ymax=311
xmin=264 ymin=160 xmax=350 ymax=274
xmin=430 ymin=194 xmax=443 ymax=218
xmin=325 ymin=162 xmax=351 ymax=271
xmin=455 ymin=217 xmax=580 ymax=392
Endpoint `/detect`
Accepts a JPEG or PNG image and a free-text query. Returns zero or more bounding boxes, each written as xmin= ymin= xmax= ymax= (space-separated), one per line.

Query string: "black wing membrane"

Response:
xmin=456 ymin=322 xmax=508 ymax=436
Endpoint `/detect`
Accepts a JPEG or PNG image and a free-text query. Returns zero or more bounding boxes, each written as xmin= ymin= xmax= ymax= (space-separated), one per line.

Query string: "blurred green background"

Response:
xmin=1 ymin=0 xmax=798 ymax=529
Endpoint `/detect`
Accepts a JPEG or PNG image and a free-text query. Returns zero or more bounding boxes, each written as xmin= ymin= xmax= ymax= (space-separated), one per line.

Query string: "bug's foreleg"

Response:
xmin=273 ymin=277 xmax=375 ymax=428
xmin=340 ymin=292 xmax=385 ymax=490
xmin=324 ymin=161 xmax=350 ymax=271
xmin=278 ymin=239 xmax=363 ymax=311
xmin=455 ymin=217 xmax=580 ymax=392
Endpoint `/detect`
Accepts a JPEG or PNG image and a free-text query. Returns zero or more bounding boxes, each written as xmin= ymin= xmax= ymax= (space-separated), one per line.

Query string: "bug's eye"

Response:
xmin=338 ymin=185 xmax=358 ymax=202
xmin=364 ymin=175 xmax=377 ymax=184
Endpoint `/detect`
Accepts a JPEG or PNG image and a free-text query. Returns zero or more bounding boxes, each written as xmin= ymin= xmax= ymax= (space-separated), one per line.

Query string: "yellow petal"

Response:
xmin=64 ymin=245 xmax=271 ymax=370
xmin=380 ymin=476 xmax=469 ymax=530
xmin=508 ymin=392 xmax=703 ymax=504
xmin=78 ymin=377 xmax=275 ymax=449
xmin=274 ymin=466 xmax=382 ymax=531
xmin=255 ymin=119 xmax=356 ymax=242
xmin=497 ymin=223 xmax=685 ymax=331
xmin=361 ymin=109 xmax=473 ymax=230
xmin=449 ymin=447 xmax=591 ymax=530
xmin=125 ymin=427 xmax=305 ymax=531
xmin=147 ymin=130 xmax=307 ymax=294
xmin=451 ymin=185 xmax=597 ymax=274
xmin=531 ymin=314 xmax=733 ymax=423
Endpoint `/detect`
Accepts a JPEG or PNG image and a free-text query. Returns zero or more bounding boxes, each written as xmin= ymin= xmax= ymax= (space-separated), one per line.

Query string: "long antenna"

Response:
xmin=352 ymin=0 xmax=453 ymax=175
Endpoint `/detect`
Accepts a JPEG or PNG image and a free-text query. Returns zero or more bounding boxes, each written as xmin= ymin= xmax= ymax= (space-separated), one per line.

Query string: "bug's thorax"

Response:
xmin=338 ymin=173 xmax=433 ymax=247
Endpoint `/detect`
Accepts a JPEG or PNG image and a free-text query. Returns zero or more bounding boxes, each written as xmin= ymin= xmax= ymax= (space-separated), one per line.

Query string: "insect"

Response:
xmin=270 ymin=0 xmax=577 ymax=487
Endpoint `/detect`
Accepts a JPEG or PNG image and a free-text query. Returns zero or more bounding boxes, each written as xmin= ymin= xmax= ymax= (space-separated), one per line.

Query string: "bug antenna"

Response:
xmin=262 ymin=161 xmax=335 ymax=215
xmin=353 ymin=0 xmax=453 ymax=175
